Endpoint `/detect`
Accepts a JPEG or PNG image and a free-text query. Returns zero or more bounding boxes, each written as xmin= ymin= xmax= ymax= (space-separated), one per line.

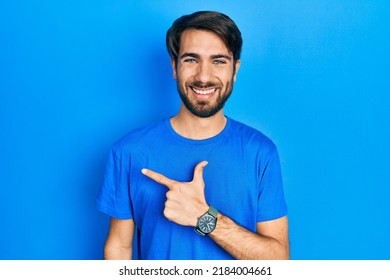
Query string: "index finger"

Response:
xmin=141 ymin=168 xmax=176 ymax=189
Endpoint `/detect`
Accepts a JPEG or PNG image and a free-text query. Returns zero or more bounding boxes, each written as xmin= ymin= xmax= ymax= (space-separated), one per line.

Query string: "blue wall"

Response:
xmin=1 ymin=1 xmax=389 ymax=259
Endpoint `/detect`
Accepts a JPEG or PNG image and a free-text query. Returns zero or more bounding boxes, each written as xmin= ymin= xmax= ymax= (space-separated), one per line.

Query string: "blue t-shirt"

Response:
xmin=96 ymin=117 xmax=287 ymax=259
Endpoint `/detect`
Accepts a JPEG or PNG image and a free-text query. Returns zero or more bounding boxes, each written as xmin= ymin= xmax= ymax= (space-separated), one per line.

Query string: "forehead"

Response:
xmin=179 ymin=29 xmax=231 ymax=57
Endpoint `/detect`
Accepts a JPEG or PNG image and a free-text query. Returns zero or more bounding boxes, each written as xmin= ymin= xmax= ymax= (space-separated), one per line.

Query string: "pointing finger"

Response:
xmin=192 ymin=161 xmax=208 ymax=183
xmin=142 ymin=168 xmax=176 ymax=189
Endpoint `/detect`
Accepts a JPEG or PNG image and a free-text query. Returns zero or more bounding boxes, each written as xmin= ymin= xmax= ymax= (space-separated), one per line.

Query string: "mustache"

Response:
xmin=187 ymin=80 xmax=222 ymax=88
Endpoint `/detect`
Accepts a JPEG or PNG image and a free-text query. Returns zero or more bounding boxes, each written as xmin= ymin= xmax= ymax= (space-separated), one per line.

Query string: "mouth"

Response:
xmin=190 ymin=86 xmax=218 ymax=98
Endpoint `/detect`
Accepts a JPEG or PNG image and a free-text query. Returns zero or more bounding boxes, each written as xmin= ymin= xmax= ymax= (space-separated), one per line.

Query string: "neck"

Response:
xmin=170 ymin=104 xmax=227 ymax=140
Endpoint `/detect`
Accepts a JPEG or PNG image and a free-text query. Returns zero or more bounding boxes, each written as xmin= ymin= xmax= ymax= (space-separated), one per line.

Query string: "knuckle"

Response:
xmin=156 ymin=175 xmax=164 ymax=183
xmin=163 ymin=208 xmax=172 ymax=219
xmin=171 ymin=182 xmax=182 ymax=191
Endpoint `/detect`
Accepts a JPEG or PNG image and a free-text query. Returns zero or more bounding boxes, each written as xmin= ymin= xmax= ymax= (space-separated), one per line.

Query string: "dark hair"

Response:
xmin=166 ymin=11 xmax=242 ymax=63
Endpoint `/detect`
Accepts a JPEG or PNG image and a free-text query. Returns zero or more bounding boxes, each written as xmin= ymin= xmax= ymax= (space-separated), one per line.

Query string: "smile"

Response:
xmin=191 ymin=87 xmax=217 ymax=95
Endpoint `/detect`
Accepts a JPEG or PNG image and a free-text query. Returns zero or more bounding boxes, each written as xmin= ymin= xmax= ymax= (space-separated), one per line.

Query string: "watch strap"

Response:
xmin=208 ymin=205 xmax=218 ymax=218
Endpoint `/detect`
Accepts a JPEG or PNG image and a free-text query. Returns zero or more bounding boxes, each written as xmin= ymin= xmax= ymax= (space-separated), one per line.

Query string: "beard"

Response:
xmin=176 ymin=78 xmax=234 ymax=118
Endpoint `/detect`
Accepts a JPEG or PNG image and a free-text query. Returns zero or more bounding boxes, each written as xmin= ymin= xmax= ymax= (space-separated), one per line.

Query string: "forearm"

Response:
xmin=104 ymin=243 xmax=132 ymax=260
xmin=103 ymin=218 xmax=134 ymax=260
xmin=141 ymin=163 xmax=289 ymax=259
xmin=210 ymin=214 xmax=289 ymax=260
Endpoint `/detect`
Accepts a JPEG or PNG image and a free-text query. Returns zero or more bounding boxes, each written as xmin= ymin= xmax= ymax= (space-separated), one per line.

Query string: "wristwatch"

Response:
xmin=194 ymin=206 xmax=218 ymax=236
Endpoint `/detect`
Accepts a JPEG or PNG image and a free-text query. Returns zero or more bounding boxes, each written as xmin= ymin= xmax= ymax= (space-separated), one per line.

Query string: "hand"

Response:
xmin=141 ymin=161 xmax=209 ymax=227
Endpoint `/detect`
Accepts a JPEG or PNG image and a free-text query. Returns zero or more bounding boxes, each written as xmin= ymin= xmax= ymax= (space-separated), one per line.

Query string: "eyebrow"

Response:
xmin=210 ymin=54 xmax=232 ymax=61
xmin=180 ymin=53 xmax=200 ymax=60
xmin=180 ymin=52 xmax=232 ymax=61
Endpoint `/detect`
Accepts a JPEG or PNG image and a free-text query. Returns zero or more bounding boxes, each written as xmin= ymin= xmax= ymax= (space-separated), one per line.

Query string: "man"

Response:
xmin=96 ymin=11 xmax=289 ymax=260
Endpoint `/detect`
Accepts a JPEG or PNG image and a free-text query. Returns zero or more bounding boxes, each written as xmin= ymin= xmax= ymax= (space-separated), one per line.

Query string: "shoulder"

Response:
xmin=228 ymin=118 xmax=277 ymax=153
xmin=110 ymin=119 xmax=168 ymax=156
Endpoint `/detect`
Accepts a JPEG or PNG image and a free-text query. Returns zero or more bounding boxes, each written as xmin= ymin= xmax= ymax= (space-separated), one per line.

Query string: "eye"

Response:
xmin=213 ymin=60 xmax=226 ymax=65
xmin=184 ymin=58 xmax=197 ymax=63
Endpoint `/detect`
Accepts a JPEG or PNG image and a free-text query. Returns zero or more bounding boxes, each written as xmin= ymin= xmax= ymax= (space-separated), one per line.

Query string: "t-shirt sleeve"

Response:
xmin=96 ymin=148 xmax=133 ymax=220
xmin=256 ymin=147 xmax=288 ymax=222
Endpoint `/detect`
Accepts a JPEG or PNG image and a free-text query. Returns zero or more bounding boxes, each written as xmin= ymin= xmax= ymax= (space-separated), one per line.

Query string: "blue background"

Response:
xmin=1 ymin=0 xmax=389 ymax=260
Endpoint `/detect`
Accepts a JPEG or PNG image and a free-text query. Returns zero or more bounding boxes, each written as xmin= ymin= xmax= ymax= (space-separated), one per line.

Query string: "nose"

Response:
xmin=194 ymin=62 xmax=212 ymax=84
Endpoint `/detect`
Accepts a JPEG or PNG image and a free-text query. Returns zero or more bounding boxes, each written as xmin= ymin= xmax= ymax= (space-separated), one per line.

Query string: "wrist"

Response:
xmin=194 ymin=205 xmax=218 ymax=236
xmin=193 ymin=204 xmax=209 ymax=227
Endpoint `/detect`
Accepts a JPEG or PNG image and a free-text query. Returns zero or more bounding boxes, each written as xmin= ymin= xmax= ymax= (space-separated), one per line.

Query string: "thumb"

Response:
xmin=192 ymin=160 xmax=208 ymax=184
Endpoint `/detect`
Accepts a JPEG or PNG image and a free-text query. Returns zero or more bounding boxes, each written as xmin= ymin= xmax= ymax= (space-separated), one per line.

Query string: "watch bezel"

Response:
xmin=195 ymin=206 xmax=218 ymax=236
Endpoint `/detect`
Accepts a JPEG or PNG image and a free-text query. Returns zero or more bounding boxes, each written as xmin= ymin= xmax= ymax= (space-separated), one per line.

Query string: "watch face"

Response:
xmin=198 ymin=213 xmax=216 ymax=234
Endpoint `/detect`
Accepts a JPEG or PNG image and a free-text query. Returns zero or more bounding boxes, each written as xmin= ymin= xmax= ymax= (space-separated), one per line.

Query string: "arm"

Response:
xmin=210 ymin=215 xmax=289 ymax=259
xmin=142 ymin=161 xmax=290 ymax=260
xmin=104 ymin=217 xmax=134 ymax=260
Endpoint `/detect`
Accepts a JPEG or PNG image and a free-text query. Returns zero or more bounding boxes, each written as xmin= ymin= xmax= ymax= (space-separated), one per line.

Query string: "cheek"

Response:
xmin=216 ymin=68 xmax=234 ymax=81
xmin=177 ymin=69 xmax=193 ymax=85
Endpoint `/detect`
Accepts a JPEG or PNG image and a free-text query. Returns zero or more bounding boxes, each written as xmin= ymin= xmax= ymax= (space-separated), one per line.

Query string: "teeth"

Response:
xmin=192 ymin=88 xmax=216 ymax=95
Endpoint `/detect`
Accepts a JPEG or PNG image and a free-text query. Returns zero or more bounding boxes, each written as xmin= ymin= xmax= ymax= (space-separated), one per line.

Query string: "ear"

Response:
xmin=233 ymin=59 xmax=241 ymax=83
xmin=170 ymin=57 xmax=177 ymax=80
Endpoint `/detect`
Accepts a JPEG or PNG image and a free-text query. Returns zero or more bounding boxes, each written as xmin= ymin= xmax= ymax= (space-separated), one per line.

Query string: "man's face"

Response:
xmin=171 ymin=29 xmax=240 ymax=118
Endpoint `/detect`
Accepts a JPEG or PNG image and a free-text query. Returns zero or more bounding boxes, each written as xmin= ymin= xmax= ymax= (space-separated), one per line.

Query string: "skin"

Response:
xmin=104 ymin=29 xmax=289 ymax=260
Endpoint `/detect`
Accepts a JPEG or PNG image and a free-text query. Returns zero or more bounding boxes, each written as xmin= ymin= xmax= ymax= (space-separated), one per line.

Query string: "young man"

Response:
xmin=96 ymin=11 xmax=289 ymax=260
